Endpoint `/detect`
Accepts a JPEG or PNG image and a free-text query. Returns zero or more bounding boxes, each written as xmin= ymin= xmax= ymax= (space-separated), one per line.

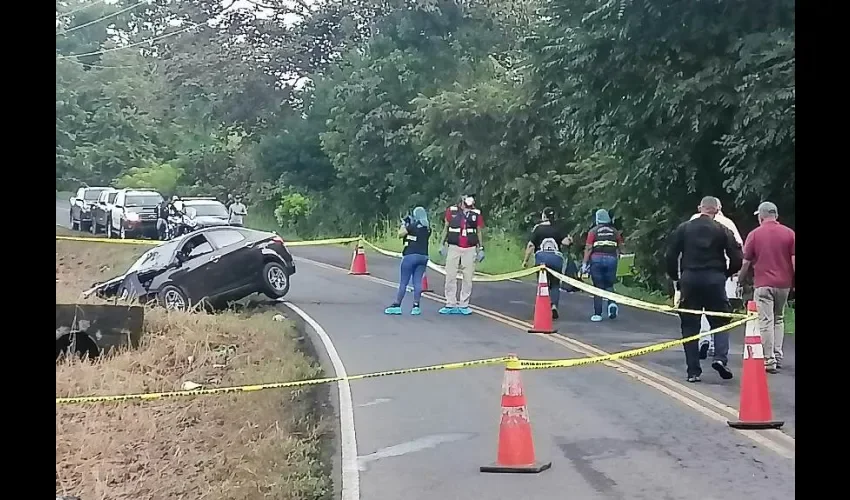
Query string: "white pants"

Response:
xmin=699 ymin=276 xmax=738 ymax=350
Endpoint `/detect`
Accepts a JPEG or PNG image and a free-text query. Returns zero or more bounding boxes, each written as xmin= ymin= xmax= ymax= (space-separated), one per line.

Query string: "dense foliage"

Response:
xmin=56 ymin=0 xmax=795 ymax=287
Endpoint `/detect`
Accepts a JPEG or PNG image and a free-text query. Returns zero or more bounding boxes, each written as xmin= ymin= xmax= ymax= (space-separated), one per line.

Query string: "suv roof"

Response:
xmin=183 ymin=199 xmax=224 ymax=205
xmin=123 ymin=190 xmax=162 ymax=196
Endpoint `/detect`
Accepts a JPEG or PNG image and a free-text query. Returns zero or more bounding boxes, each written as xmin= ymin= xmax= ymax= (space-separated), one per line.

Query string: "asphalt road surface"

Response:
xmin=56 ymin=201 xmax=795 ymax=500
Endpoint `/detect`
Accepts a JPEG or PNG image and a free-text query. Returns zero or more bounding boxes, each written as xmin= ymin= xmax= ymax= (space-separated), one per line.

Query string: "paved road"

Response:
xmin=285 ymin=244 xmax=796 ymax=436
xmin=56 ymin=201 xmax=796 ymax=499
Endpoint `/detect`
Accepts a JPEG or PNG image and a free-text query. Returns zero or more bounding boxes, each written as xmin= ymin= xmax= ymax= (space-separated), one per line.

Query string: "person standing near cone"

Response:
xmin=385 ymin=207 xmax=432 ymax=316
xmin=439 ymin=193 xmax=485 ymax=315
xmin=581 ymin=209 xmax=625 ymax=322
xmin=665 ymin=196 xmax=743 ymax=383
xmin=688 ymin=197 xmax=744 ymax=359
xmin=521 ymin=207 xmax=573 ymax=319
xmin=738 ymin=201 xmax=795 ymax=374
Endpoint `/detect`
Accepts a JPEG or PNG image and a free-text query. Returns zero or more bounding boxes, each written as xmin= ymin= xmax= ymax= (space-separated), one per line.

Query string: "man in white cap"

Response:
xmin=686 ymin=197 xmax=743 ymax=359
xmin=738 ymin=201 xmax=795 ymax=373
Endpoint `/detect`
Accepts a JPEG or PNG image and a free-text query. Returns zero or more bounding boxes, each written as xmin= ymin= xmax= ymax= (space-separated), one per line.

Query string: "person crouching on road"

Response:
xmin=385 ymin=207 xmax=431 ymax=316
xmin=582 ymin=209 xmax=625 ymax=322
xmin=521 ymin=207 xmax=573 ymax=319
xmin=665 ymin=196 xmax=743 ymax=383
xmin=689 ymin=197 xmax=744 ymax=359
xmin=439 ymin=194 xmax=484 ymax=315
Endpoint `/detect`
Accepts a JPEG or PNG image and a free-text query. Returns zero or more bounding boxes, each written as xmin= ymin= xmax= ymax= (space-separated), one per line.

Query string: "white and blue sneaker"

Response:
xmin=590 ymin=314 xmax=603 ymax=322
xmin=608 ymin=302 xmax=619 ymax=320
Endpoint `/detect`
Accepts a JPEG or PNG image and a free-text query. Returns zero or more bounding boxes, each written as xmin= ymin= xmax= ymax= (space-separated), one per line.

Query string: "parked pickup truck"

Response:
xmin=90 ymin=188 xmax=119 ymax=235
xmin=105 ymin=189 xmax=164 ymax=239
xmin=69 ymin=186 xmax=111 ymax=232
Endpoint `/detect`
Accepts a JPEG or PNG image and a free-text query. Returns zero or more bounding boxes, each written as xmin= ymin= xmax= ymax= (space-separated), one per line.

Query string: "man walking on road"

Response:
xmin=666 ymin=196 xmax=743 ymax=383
xmin=738 ymin=201 xmax=795 ymax=374
xmin=439 ymin=193 xmax=484 ymax=315
xmin=689 ymin=197 xmax=744 ymax=358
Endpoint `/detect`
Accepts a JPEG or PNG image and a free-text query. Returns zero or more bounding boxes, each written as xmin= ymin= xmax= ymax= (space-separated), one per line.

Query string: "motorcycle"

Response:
xmin=164 ymin=213 xmax=197 ymax=240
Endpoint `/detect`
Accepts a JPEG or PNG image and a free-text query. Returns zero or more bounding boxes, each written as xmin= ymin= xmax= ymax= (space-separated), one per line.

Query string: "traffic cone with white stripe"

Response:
xmin=528 ymin=269 xmax=556 ymax=334
xmin=349 ymin=243 xmax=369 ymax=275
xmin=480 ymin=354 xmax=551 ymax=474
xmin=727 ymin=301 xmax=784 ymax=430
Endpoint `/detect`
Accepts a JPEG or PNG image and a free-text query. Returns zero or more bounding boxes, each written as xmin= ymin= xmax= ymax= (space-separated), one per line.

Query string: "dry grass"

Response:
xmin=56 ymin=229 xmax=332 ymax=500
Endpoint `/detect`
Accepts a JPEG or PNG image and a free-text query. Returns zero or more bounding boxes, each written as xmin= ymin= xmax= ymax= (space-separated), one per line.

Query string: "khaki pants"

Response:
xmin=754 ymin=286 xmax=790 ymax=366
xmin=444 ymin=245 xmax=477 ymax=307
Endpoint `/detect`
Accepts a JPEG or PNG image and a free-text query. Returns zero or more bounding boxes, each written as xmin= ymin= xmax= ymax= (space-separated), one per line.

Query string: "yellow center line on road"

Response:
xmin=293 ymin=255 xmax=794 ymax=459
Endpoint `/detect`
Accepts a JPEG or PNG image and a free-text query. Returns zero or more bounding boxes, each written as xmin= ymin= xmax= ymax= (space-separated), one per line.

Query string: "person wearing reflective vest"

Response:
xmin=582 ymin=209 xmax=625 ymax=322
xmin=438 ymin=194 xmax=485 ymax=315
xmin=521 ymin=207 xmax=573 ymax=320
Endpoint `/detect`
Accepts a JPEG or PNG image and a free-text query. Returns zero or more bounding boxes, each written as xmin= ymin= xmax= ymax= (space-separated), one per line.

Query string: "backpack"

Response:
xmin=540 ymin=237 xmax=559 ymax=253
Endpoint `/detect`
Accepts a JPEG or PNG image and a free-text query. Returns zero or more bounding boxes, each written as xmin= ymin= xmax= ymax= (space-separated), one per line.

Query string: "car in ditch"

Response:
xmin=87 ymin=226 xmax=296 ymax=311
xmin=69 ymin=186 xmax=111 ymax=232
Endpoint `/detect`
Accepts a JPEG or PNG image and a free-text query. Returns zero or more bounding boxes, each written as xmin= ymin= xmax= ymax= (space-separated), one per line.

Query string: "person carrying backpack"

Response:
xmin=521 ymin=207 xmax=573 ymax=319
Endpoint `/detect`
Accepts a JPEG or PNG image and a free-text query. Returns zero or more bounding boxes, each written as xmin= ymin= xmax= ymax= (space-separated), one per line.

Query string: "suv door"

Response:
xmin=168 ymin=235 xmax=222 ymax=303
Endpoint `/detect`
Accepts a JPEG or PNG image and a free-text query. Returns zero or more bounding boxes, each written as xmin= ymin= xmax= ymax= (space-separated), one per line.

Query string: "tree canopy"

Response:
xmin=56 ymin=0 xmax=795 ymax=288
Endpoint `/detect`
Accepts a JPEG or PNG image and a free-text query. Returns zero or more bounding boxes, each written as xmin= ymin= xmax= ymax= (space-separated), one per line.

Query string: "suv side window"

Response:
xmin=179 ymin=235 xmax=213 ymax=260
xmin=206 ymin=229 xmax=246 ymax=249
xmin=107 ymin=192 xmax=117 ymax=203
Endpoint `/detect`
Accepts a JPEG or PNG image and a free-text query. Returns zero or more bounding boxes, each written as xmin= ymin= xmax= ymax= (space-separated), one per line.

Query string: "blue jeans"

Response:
xmin=535 ymin=251 xmax=565 ymax=308
xmin=396 ymin=254 xmax=429 ymax=305
xmin=590 ymin=254 xmax=618 ymax=315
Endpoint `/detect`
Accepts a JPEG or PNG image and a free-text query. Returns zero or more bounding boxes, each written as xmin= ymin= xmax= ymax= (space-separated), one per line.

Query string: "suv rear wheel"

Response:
xmin=261 ymin=261 xmax=290 ymax=298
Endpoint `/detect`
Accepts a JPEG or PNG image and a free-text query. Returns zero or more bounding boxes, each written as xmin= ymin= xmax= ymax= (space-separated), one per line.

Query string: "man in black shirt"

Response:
xmin=522 ymin=207 xmax=573 ymax=319
xmin=665 ymin=196 xmax=743 ymax=383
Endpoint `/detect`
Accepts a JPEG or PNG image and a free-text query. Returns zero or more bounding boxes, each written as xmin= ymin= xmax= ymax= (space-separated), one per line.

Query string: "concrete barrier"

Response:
xmin=55 ymin=304 xmax=144 ymax=361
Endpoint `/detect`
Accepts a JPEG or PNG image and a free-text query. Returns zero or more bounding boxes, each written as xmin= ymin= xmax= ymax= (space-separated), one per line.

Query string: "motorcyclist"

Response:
xmin=163 ymin=196 xmax=189 ymax=239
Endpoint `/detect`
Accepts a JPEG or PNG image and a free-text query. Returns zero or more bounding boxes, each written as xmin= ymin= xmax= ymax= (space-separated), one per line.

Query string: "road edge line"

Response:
xmin=280 ymin=301 xmax=361 ymax=500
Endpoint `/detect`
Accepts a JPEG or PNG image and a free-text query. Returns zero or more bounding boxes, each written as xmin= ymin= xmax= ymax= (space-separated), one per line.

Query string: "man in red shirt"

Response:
xmin=439 ymin=194 xmax=485 ymax=315
xmin=739 ymin=201 xmax=795 ymax=373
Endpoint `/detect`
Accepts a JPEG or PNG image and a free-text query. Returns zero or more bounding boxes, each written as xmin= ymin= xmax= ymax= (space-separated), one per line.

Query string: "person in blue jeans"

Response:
xmin=521 ymin=207 xmax=573 ymax=319
xmin=582 ymin=209 xmax=625 ymax=322
xmin=385 ymin=206 xmax=431 ymax=316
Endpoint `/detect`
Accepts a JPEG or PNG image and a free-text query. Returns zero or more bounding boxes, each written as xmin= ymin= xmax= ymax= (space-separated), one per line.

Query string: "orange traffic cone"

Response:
xmin=349 ymin=243 xmax=369 ymax=275
xmin=421 ymin=273 xmax=433 ymax=293
xmin=528 ymin=270 xmax=556 ymax=334
xmin=727 ymin=301 xmax=784 ymax=430
xmin=481 ymin=355 xmax=551 ymax=474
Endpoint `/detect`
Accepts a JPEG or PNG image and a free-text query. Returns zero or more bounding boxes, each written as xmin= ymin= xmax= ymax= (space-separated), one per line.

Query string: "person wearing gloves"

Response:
xmin=522 ymin=207 xmax=573 ymax=319
xmin=439 ymin=193 xmax=485 ymax=315
xmin=385 ymin=207 xmax=432 ymax=316
xmin=687 ymin=197 xmax=743 ymax=359
xmin=582 ymin=209 xmax=625 ymax=322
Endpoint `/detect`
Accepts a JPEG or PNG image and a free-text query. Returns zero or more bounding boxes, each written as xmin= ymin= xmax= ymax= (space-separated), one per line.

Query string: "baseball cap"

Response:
xmin=754 ymin=201 xmax=778 ymax=216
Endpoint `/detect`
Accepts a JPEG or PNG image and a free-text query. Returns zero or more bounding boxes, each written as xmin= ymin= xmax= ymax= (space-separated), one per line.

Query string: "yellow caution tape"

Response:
xmin=545 ymin=268 xmax=747 ymax=320
xmin=285 ymin=236 xmax=361 ymax=247
xmin=520 ymin=316 xmax=752 ymax=369
xmin=56 ymin=356 xmax=511 ymax=405
xmin=56 ymin=313 xmax=756 ymax=405
xmin=56 ymin=235 xmax=157 ymax=246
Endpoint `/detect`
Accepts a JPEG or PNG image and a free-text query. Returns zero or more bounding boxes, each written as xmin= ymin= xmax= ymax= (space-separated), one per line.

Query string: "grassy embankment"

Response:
xmin=249 ymin=209 xmax=795 ymax=334
xmin=55 ymin=227 xmax=332 ymax=500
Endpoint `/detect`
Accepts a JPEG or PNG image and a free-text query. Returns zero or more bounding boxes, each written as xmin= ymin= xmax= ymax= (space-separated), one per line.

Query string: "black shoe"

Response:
xmin=686 ymin=375 xmax=701 ymax=383
xmin=551 ymin=307 xmax=559 ymax=320
xmin=711 ymin=360 xmax=734 ymax=380
xmin=699 ymin=342 xmax=709 ymax=360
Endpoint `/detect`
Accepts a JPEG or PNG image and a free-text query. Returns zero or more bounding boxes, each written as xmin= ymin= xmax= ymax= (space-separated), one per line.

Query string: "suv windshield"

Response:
xmin=84 ymin=189 xmax=107 ymax=201
xmin=125 ymin=194 xmax=163 ymax=207
xmin=187 ymin=202 xmax=228 ymax=218
xmin=126 ymin=241 xmax=179 ymax=273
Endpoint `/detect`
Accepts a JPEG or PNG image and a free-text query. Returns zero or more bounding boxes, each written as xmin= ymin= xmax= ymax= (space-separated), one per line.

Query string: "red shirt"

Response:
xmin=445 ymin=206 xmax=484 ymax=248
xmin=585 ymin=226 xmax=624 ymax=247
xmin=742 ymin=220 xmax=795 ymax=288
